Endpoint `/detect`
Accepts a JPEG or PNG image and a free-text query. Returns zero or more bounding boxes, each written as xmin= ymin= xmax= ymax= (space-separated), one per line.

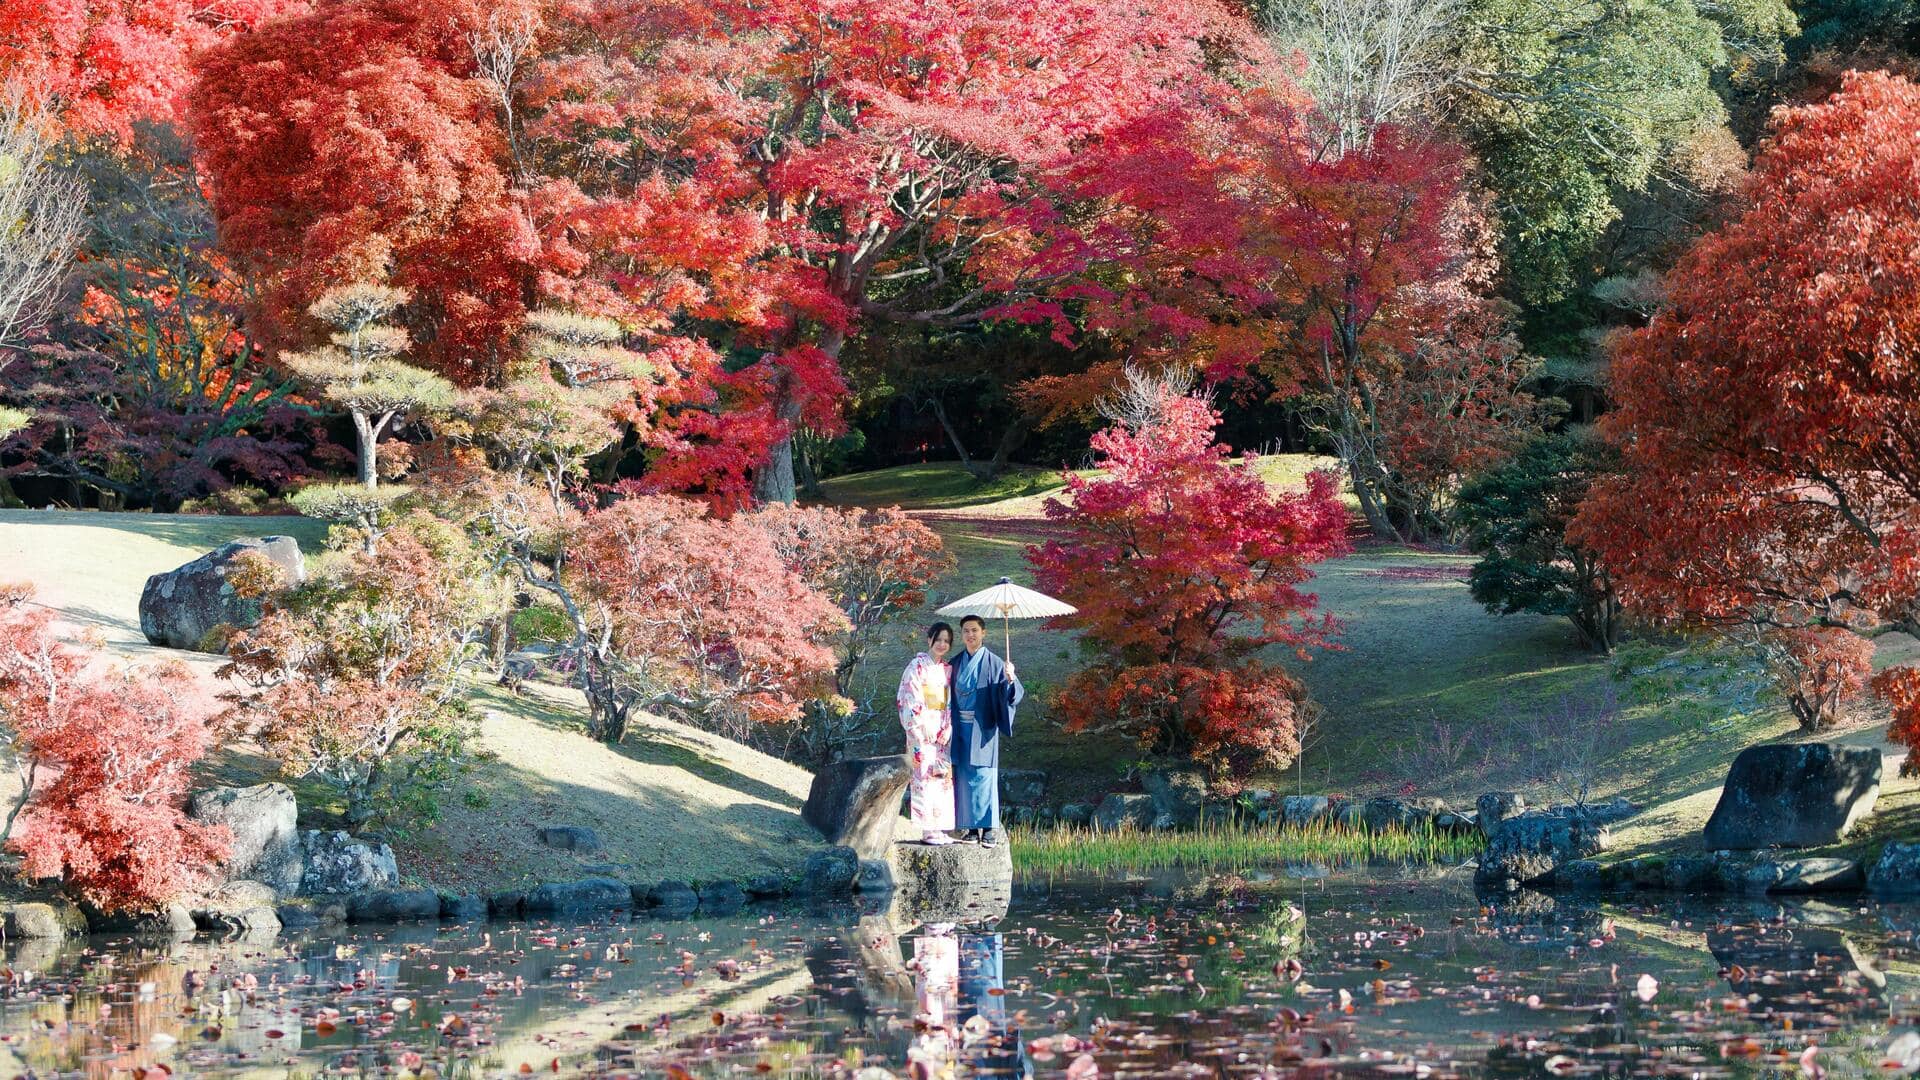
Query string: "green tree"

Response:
xmin=281 ymin=284 xmax=456 ymax=489
xmin=1456 ymin=431 xmax=1622 ymax=652
xmin=1449 ymin=0 xmax=1796 ymax=302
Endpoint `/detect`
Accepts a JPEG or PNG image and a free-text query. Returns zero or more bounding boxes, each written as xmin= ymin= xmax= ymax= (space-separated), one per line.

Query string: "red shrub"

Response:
xmin=0 ymin=588 xmax=226 ymax=911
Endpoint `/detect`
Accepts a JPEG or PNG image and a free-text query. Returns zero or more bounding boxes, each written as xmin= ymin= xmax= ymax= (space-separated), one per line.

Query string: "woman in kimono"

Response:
xmin=897 ymin=622 xmax=958 ymax=845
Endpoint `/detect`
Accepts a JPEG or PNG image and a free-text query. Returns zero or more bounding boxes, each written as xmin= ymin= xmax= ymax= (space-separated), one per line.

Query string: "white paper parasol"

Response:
xmin=936 ymin=577 xmax=1076 ymax=661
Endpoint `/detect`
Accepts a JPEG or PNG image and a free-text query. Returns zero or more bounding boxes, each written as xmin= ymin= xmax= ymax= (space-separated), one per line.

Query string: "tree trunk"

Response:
xmin=751 ymin=330 xmax=846 ymax=505
xmin=929 ymin=395 xmax=975 ymax=471
xmin=352 ymin=410 xmax=379 ymax=489
xmin=970 ymin=415 xmax=1030 ymax=480
xmin=795 ymin=439 xmax=825 ymax=499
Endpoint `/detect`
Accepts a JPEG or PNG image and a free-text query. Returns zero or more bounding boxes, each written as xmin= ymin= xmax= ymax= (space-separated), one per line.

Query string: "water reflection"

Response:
xmin=1 ymin=871 xmax=1919 ymax=1077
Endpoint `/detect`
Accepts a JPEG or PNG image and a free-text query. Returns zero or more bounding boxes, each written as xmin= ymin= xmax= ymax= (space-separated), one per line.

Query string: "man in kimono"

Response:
xmin=948 ymin=614 xmax=1023 ymax=847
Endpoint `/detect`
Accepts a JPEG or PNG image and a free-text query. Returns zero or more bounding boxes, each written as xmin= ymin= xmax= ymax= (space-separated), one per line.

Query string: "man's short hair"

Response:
xmin=959 ymin=614 xmax=987 ymax=630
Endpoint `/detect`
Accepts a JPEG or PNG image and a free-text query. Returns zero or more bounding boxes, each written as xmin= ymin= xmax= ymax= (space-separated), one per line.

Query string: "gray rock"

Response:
xmin=1363 ymin=797 xmax=1441 ymax=832
xmin=1093 ymin=793 xmax=1154 ymax=832
xmin=275 ymin=904 xmax=323 ymax=930
xmin=741 ymin=875 xmax=790 ymax=899
xmin=298 ymin=830 xmax=399 ymax=897
xmin=524 ymin=877 xmax=631 ymax=914
xmin=1001 ymin=769 xmax=1050 ymax=805
xmin=440 ymin=894 xmax=488 ymax=920
xmin=1334 ymin=801 xmax=1366 ymax=829
xmin=537 ymin=826 xmax=601 ymax=853
xmin=2 ymin=900 xmax=88 ymax=938
xmin=1550 ymin=860 xmax=1608 ymax=891
xmin=697 ymin=880 xmax=748 ymax=913
xmin=1280 ymin=795 xmax=1330 ymax=828
xmin=888 ymin=839 xmax=1013 ymax=924
xmin=1143 ymin=768 xmax=1208 ymax=829
xmin=1149 ymin=810 xmax=1178 ymax=831
xmin=347 ymin=889 xmax=442 ymax=922
xmin=139 ymin=536 xmax=305 ymax=650
xmin=1870 ymin=842 xmax=1920 ymax=896
xmin=644 ymin=881 xmax=699 ymax=916
xmin=801 ymin=755 xmax=912 ymax=859
xmin=192 ymin=881 xmax=282 ymax=936
xmin=1713 ymin=853 xmax=1864 ymax=894
xmin=803 ymin=847 xmax=861 ymax=895
xmin=1703 ymin=742 xmax=1881 ymax=850
xmin=1476 ymin=792 xmax=1525 ymax=839
xmin=85 ymin=901 xmax=196 ymax=936
xmin=1433 ymin=810 xmax=1479 ymax=833
xmin=1475 ymin=810 xmax=1611 ymax=891
xmin=856 ymin=860 xmax=895 ymax=893
xmin=1058 ymin=803 xmax=1094 ymax=826
xmin=488 ymin=891 xmax=528 ymax=918
xmin=189 ymin=784 xmax=303 ymax=897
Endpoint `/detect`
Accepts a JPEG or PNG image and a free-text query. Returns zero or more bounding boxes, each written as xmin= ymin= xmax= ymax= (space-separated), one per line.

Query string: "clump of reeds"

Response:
xmin=1008 ymin=817 xmax=1483 ymax=875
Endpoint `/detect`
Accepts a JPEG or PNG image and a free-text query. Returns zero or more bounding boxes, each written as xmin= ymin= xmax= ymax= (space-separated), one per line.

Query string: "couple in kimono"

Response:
xmin=895 ymin=615 xmax=1024 ymax=847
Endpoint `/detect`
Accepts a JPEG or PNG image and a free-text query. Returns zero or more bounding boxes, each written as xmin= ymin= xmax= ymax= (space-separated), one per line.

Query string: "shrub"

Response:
xmin=0 ymin=586 xmax=227 ymax=911
xmin=1456 ymin=431 xmax=1622 ymax=652
xmin=221 ymin=515 xmax=506 ymax=827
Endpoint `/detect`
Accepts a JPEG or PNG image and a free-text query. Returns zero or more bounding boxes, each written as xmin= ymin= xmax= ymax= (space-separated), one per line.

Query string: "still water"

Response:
xmin=3 ymin=865 xmax=1919 ymax=1078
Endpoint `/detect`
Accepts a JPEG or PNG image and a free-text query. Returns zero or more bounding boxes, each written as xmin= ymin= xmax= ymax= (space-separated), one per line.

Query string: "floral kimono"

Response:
xmin=897 ymin=652 xmax=956 ymax=831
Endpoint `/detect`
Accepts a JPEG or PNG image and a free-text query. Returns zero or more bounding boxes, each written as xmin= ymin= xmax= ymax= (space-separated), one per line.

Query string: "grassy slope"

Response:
xmin=0 ymin=508 xmax=826 ymax=892
xmin=816 ymin=460 xmax=1919 ymax=857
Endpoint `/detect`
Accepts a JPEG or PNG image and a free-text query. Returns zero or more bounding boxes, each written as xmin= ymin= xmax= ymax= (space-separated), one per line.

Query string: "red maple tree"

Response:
xmin=189 ymin=0 xmax=1284 ymax=502
xmin=570 ymin=495 xmax=848 ymax=740
xmin=1026 ymin=373 xmax=1349 ymax=781
xmin=1570 ymin=71 xmax=1920 ymax=763
xmin=0 ymin=0 xmax=307 ymax=139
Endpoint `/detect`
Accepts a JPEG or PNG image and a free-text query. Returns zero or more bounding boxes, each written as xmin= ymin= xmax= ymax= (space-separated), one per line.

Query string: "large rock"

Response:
xmin=139 ymin=537 xmax=305 ymax=650
xmin=537 ymin=826 xmax=601 ymax=852
xmin=1475 ymin=810 xmax=1611 ymax=891
xmin=1702 ymin=743 xmax=1881 ymax=850
xmin=347 ymin=889 xmax=442 ymax=922
xmin=803 ymin=846 xmax=861 ymax=895
xmin=1 ymin=900 xmax=88 ymax=939
xmin=1363 ymin=797 xmax=1441 ymax=833
xmin=523 ymin=877 xmax=631 ymax=914
xmin=1280 ymin=795 xmax=1330 ymax=828
xmin=189 ymin=784 xmax=303 ymax=897
xmin=1093 ymin=793 xmax=1154 ymax=832
xmin=888 ymin=841 xmax=1013 ymax=925
xmin=299 ymin=830 xmax=399 ymax=896
xmin=1143 ymin=768 xmax=1209 ymax=829
xmin=801 ymin=756 xmax=912 ymax=860
xmin=1476 ymin=792 xmax=1525 ymax=840
xmin=643 ymin=881 xmax=699 ymax=915
xmin=191 ymin=881 xmax=282 ymax=936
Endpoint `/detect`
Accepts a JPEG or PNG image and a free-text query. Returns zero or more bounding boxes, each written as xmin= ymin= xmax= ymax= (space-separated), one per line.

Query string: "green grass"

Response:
xmin=1010 ymin=820 xmax=1484 ymax=875
xmin=814 ymin=462 xmax=1069 ymax=513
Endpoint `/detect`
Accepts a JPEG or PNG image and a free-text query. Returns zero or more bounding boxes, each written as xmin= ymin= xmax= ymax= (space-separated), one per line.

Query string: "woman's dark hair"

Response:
xmin=926 ymin=621 xmax=954 ymax=645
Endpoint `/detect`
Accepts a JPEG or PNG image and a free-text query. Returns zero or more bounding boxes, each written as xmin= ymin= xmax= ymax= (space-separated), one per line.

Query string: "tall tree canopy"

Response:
xmin=189 ymin=0 xmax=1288 ymax=502
xmin=1570 ymin=70 xmax=1920 ymax=763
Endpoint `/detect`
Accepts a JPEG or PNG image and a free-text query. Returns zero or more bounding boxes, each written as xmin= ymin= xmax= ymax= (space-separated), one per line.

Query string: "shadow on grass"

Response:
xmin=469 ymin=682 xmax=806 ymax=812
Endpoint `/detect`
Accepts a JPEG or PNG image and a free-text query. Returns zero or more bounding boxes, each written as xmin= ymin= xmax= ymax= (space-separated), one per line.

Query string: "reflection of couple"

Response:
xmin=911 ymin=928 xmax=1024 ymax=1076
xmin=896 ymin=617 xmax=1024 ymax=847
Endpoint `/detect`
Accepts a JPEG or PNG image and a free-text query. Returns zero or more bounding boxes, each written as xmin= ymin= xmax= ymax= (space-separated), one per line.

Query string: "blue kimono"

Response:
xmin=949 ymin=646 xmax=1022 ymax=831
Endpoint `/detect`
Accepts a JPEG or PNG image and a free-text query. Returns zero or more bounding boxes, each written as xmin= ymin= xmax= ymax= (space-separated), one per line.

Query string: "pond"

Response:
xmin=4 ymin=865 xmax=1919 ymax=1078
